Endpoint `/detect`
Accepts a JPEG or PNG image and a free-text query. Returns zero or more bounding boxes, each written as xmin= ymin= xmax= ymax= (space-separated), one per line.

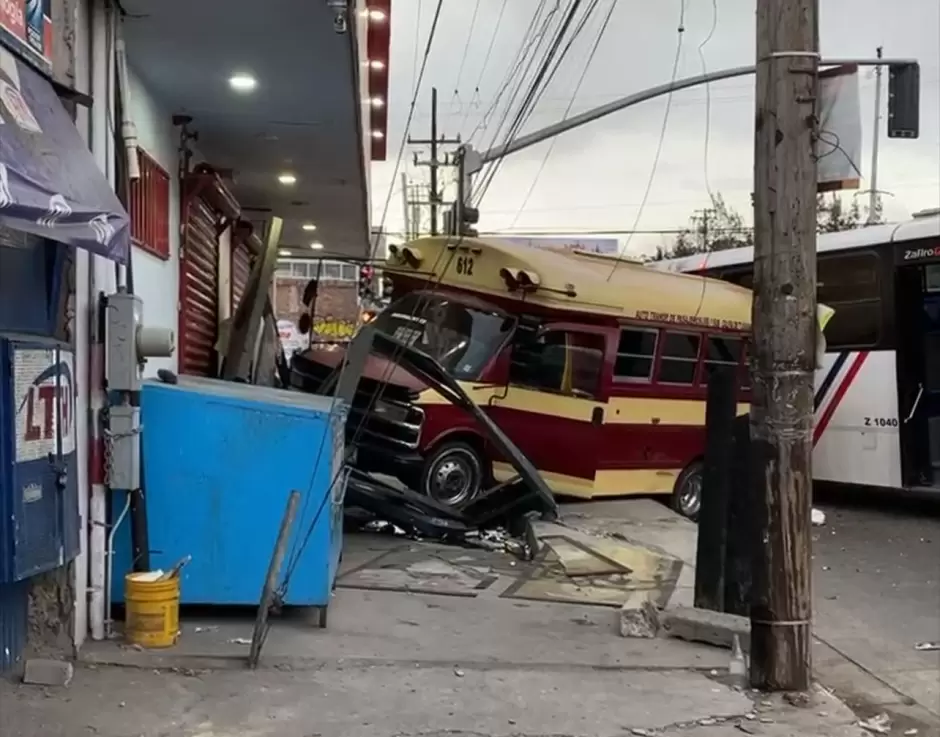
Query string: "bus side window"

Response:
xmin=614 ymin=328 xmax=658 ymax=381
xmin=509 ymin=330 xmax=604 ymax=399
xmin=702 ymin=335 xmax=743 ymax=384
xmin=657 ymin=332 xmax=701 ymax=385
xmin=509 ymin=330 xmax=566 ymax=393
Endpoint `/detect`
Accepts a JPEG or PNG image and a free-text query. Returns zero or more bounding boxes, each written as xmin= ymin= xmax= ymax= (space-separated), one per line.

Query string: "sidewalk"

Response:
xmin=1 ymin=584 xmax=874 ymax=737
xmin=1 ymin=499 xmax=935 ymax=737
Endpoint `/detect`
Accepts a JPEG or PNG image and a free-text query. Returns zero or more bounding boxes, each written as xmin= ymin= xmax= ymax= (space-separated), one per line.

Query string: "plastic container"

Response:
xmin=123 ymin=572 xmax=180 ymax=648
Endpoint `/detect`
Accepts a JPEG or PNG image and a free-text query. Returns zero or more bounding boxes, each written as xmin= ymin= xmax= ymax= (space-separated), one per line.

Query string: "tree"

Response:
xmin=649 ymin=193 xmax=753 ymax=261
xmin=816 ymin=192 xmax=884 ymax=233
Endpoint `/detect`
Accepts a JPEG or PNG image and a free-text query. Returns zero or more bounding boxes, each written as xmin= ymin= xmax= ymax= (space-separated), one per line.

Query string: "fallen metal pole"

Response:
xmin=471 ymin=57 xmax=918 ymax=168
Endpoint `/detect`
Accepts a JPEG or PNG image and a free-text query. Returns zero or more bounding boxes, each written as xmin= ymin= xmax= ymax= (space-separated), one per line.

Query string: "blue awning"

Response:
xmin=0 ymin=47 xmax=129 ymax=263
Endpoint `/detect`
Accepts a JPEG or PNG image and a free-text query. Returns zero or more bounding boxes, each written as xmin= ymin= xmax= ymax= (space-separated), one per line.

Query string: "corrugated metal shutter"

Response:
xmin=0 ymin=581 xmax=28 ymax=672
xmin=231 ymin=241 xmax=252 ymax=310
xmin=178 ymin=166 xmax=240 ymax=377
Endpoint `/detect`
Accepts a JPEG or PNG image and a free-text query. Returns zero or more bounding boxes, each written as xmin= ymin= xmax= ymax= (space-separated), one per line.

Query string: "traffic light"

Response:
xmin=887 ymin=62 xmax=920 ymax=139
xmin=444 ymin=202 xmax=480 ymax=237
xmin=358 ymin=264 xmax=374 ymax=299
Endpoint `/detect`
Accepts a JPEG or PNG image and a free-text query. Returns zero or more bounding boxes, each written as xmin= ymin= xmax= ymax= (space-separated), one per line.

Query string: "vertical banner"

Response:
xmin=0 ymin=0 xmax=52 ymax=74
xmin=817 ymin=65 xmax=863 ymax=193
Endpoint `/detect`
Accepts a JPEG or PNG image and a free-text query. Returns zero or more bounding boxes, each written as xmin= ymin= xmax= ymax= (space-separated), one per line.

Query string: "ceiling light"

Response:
xmin=310 ymin=241 xmax=324 ymax=250
xmin=370 ymin=97 xmax=384 ymax=108
xmin=368 ymin=9 xmax=387 ymax=21
xmin=368 ymin=60 xmax=385 ymax=71
xmin=278 ymin=173 xmax=297 ymax=185
xmin=371 ymin=130 xmax=384 ymax=139
xmin=302 ymin=223 xmax=317 ymax=231
xmin=228 ymin=73 xmax=257 ymax=92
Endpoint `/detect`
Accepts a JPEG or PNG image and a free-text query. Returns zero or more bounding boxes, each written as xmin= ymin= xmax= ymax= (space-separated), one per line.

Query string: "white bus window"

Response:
xmin=614 ymin=328 xmax=658 ymax=381
xmin=818 ymin=252 xmax=881 ymax=348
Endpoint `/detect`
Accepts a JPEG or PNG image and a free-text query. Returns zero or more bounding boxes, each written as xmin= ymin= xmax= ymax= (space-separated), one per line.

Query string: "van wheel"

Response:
xmin=671 ymin=460 xmax=703 ymax=522
xmin=420 ymin=441 xmax=485 ymax=506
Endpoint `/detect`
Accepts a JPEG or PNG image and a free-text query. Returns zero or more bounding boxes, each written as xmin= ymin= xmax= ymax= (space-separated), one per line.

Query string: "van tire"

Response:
xmin=419 ymin=440 xmax=486 ymax=506
xmin=671 ymin=460 xmax=703 ymax=522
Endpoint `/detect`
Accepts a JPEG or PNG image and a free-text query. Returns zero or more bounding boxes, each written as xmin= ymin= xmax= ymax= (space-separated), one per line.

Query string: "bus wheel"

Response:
xmin=671 ymin=460 xmax=703 ymax=522
xmin=420 ymin=441 xmax=484 ymax=506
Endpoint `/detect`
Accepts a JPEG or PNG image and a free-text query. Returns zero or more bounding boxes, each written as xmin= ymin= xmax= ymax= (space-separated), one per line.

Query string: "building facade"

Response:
xmin=0 ymin=0 xmax=389 ymax=671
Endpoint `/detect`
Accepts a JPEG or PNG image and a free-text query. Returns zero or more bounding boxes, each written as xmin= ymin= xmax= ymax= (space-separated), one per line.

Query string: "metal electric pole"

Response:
xmin=409 ymin=87 xmax=460 ymax=236
xmin=868 ymin=46 xmax=884 ymax=224
xmin=749 ymin=0 xmax=819 ymax=692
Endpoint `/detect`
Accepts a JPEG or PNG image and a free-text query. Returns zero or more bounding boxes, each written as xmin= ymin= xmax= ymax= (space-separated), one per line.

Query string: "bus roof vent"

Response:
xmin=912 ymin=208 xmax=940 ymax=219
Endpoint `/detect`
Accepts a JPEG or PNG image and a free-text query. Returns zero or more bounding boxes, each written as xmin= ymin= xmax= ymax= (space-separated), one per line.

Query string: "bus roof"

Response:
xmin=386 ymin=235 xmax=753 ymax=330
xmin=650 ymin=213 xmax=940 ymax=274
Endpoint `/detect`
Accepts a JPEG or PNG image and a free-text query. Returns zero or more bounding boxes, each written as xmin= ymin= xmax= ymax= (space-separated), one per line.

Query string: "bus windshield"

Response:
xmin=372 ymin=292 xmax=515 ymax=380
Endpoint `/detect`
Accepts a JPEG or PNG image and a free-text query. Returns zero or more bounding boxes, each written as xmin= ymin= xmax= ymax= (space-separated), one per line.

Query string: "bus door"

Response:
xmin=895 ymin=260 xmax=940 ymax=487
xmin=487 ymin=323 xmax=608 ymax=496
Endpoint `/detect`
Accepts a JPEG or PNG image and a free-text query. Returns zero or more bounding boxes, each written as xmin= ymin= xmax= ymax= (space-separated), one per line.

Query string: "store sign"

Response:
xmin=0 ymin=0 xmax=52 ymax=73
xmin=14 ymin=347 xmax=75 ymax=463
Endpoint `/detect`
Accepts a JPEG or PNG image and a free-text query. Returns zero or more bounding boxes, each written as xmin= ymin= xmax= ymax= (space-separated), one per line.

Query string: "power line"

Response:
xmin=698 ymin=0 xmax=719 ymax=203
xmin=474 ymin=0 xmax=585 ymax=205
xmin=508 ymin=0 xmax=617 ymax=228
xmin=604 ymin=0 xmax=688 ymax=282
xmin=458 ymin=0 xmax=510 ymax=134
xmin=451 ymin=0 xmax=483 ymax=108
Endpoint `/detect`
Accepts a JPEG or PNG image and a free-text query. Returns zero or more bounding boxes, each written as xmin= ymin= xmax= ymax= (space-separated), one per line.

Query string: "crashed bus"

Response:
xmin=291 ymin=235 xmax=764 ymax=520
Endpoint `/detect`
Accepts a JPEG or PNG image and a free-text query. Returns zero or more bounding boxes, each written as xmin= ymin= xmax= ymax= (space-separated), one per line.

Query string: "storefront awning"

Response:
xmin=0 ymin=47 xmax=129 ymax=263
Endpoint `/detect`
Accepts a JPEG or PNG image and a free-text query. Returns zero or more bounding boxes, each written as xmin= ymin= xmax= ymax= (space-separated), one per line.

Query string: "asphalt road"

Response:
xmin=812 ymin=488 xmax=940 ymax=716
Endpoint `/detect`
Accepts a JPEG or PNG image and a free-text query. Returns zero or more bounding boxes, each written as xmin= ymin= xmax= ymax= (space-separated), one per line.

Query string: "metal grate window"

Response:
xmin=129 ymin=147 xmax=171 ymax=260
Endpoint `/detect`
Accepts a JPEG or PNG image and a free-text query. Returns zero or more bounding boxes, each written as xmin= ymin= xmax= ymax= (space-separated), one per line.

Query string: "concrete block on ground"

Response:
xmin=23 ymin=658 xmax=74 ymax=687
xmin=660 ymin=606 xmax=751 ymax=653
xmin=619 ymin=600 xmax=661 ymax=638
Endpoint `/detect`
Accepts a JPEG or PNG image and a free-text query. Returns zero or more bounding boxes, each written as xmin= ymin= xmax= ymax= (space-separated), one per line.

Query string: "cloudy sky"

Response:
xmin=370 ymin=0 xmax=940 ymax=255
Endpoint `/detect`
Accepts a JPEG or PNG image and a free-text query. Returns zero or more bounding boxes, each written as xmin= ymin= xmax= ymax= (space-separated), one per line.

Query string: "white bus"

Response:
xmin=651 ymin=210 xmax=940 ymax=494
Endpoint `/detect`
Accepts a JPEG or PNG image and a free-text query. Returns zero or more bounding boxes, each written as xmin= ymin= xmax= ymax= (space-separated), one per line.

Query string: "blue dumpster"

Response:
xmin=111 ymin=377 xmax=347 ymax=616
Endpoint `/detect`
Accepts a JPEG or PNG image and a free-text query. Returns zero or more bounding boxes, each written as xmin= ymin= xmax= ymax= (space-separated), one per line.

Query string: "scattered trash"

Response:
xmin=193 ymin=626 xmax=218 ymax=634
xmin=630 ymin=729 xmax=652 ymax=736
xmin=811 ymin=508 xmax=826 ymax=526
xmin=914 ymin=642 xmax=939 ymax=651
xmin=904 ymin=729 xmax=919 ymax=736
xmin=858 ymin=713 xmax=892 ymax=734
xmin=822 ymin=565 xmax=831 ymax=571
xmin=453 ymin=667 xmax=465 ymax=677
xmin=736 ymin=724 xmax=758 ymax=735
xmin=228 ymin=637 xmax=252 ymax=645
xmin=758 ymin=717 xmax=774 ymax=724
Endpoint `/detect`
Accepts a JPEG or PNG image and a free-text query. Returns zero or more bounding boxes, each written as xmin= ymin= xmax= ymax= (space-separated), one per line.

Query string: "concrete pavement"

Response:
xmin=812 ymin=492 xmax=940 ymax=720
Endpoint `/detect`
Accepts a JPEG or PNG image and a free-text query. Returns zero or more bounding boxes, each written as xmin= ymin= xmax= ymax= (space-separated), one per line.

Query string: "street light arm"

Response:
xmin=470 ymin=57 xmax=918 ymax=169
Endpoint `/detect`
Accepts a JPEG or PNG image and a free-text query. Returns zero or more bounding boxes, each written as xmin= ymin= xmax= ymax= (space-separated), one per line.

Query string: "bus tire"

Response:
xmin=671 ymin=460 xmax=703 ymax=522
xmin=419 ymin=440 xmax=485 ymax=506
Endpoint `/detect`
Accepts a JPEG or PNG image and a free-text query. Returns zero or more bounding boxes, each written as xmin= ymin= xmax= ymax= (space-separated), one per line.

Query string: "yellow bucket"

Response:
xmin=124 ymin=572 xmax=180 ymax=649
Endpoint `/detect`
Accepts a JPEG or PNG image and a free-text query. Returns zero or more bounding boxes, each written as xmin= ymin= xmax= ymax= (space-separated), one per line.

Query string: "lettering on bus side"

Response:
xmin=455 ymin=256 xmax=475 ymax=276
xmin=634 ymin=310 xmax=750 ymax=331
xmin=863 ymin=416 xmax=898 ymax=427
xmin=901 ymin=246 xmax=940 ymax=263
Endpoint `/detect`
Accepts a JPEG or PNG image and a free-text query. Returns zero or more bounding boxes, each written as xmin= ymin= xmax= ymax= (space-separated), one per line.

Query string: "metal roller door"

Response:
xmin=178 ymin=166 xmax=240 ymax=376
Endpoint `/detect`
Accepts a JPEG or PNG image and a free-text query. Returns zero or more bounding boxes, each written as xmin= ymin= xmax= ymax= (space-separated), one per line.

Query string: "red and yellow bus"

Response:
xmin=292 ymin=235 xmax=757 ymax=519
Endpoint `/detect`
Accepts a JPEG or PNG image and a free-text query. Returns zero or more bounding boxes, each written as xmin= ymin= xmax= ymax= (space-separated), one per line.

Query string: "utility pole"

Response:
xmin=408 ymin=87 xmax=461 ymax=235
xmin=868 ymin=46 xmax=884 ymax=224
xmin=400 ymin=171 xmax=412 ymax=241
xmin=750 ymin=0 xmax=819 ymax=692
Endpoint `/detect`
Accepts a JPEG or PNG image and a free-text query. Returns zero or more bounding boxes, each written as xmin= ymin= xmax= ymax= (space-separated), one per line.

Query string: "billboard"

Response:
xmin=496 ymin=236 xmax=619 ymax=254
xmin=1 ymin=0 xmax=52 ymax=74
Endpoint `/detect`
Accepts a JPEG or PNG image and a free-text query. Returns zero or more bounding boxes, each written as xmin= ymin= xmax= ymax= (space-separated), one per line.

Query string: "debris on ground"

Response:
xmin=22 ymin=659 xmax=74 ymax=687
xmin=227 ymin=638 xmax=252 ymax=645
xmin=811 ymin=508 xmax=826 ymax=526
xmin=858 ymin=713 xmax=892 ymax=734
xmin=913 ymin=641 xmax=939 ymax=651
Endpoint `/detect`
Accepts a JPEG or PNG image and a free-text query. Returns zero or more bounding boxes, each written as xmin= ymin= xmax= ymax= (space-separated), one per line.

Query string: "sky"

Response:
xmin=369 ymin=0 xmax=940 ymax=256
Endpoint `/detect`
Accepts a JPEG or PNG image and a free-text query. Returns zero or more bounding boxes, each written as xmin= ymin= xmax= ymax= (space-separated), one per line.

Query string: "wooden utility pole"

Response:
xmin=750 ymin=0 xmax=819 ymax=692
xmin=409 ymin=87 xmax=460 ymax=235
